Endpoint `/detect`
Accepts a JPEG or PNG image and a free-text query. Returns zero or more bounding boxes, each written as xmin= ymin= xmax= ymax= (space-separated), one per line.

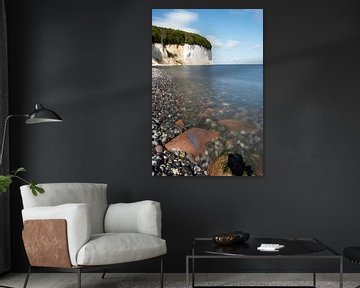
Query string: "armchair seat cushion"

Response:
xmin=76 ymin=233 xmax=167 ymax=266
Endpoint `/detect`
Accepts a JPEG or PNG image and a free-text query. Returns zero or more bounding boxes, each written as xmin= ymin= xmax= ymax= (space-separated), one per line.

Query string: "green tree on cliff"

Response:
xmin=152 ymin=26 xmax=212 ymax=50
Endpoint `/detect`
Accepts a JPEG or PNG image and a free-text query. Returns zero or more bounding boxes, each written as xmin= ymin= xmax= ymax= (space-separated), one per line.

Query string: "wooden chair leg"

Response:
xmin=22 ymin=266 xmax=31 ymax=288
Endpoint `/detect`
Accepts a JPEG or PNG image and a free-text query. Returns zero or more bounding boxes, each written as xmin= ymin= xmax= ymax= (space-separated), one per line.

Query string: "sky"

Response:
xmin=152 ymin=9 xmax=263 ymax=64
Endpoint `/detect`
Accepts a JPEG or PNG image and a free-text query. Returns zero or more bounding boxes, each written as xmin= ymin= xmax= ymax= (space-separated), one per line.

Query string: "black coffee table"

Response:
xmin=186 ymin=237 xmax=342 ymax=288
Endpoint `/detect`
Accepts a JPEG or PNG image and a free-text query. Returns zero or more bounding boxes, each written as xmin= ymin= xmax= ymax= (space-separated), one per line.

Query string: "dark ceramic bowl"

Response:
xmin=233 ymin=230 xmax=250 ymax=242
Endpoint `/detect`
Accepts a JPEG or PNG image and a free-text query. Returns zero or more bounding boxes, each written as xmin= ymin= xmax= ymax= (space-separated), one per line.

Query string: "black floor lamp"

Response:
xmin=0 ymin=103 xmax=63 ymax=167
xmin=0 ymin=103 xmax=62 ymax=288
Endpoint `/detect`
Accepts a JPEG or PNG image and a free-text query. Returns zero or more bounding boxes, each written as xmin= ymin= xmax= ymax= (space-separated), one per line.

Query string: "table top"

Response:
xmin=190 ymin=237 xmax=340 ymax=258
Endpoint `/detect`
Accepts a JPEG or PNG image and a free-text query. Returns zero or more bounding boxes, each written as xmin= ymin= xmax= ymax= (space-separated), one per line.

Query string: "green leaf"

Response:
xmin=35 ymin=185 xmax=45 ymax=194
xmin=30 ymin=182 xmax=44 ymax=196
xmin=0 ymin=175 xmax=13 ymax=192
xmin=16 ymin=167 xmax=26 ymax=173
xmin=12 ymin=167 xmax=26 ymax=176
xmin=30 ymin=182 xmax=38 ymax=196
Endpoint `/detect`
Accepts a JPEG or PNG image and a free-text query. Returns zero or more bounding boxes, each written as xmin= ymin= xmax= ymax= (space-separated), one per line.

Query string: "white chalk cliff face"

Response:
xmin=152 ymin=43 xmax=212 ymax=65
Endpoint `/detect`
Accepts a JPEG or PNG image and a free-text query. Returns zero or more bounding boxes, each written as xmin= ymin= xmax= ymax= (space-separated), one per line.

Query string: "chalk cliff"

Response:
xmin=152 ymin=43 xmax=212 ymax=65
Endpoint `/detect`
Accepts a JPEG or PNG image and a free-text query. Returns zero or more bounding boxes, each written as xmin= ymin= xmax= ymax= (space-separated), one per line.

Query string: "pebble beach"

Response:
xmin=152 ymin=67 xmax=263 ymax=176
xmin=152 ymin=68 xmax=207 ymax=176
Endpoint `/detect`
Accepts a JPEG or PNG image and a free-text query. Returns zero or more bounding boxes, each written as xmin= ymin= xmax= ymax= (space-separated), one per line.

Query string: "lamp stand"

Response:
xmin=0 ymin=114 xmax=27 ymax=168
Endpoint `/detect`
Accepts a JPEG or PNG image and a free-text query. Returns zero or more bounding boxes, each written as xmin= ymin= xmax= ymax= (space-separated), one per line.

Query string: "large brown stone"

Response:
xmin=207 ymin=154 xmax=232 ymax=176
xmin=218 ymin=119 xmax=257 ymax=133
xmin=165 ymin=127 xmax=220 ymax=157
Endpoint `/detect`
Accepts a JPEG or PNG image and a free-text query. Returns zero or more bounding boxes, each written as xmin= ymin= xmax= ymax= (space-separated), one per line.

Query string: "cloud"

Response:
xmin=246 ymin=44 xmax=262 ymax=50
xmin=224 ymin=40 xmax=240 ymax=49
xmin=152 ymin=10 xmax=199 ymax=33
xmin=206 ymin=35 xmax=240 ymax=49
xmin=206 ymin=35 xmax=222 ymax=47
xmin=229 ymin=9 xmax=263 ymax=22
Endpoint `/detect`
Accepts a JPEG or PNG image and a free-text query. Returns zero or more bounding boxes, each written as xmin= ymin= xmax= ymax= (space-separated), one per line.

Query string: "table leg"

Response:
xmin=192 ymin=257 xmax=195 ymax=288
xmin=339 ymin=257 xmax=343 ymax=288
xmin=186 ymin=257 xmax=189 ymax=288
xmin=192 ymin=247 xmax=195 ymax=288
xmin=313 ymin=254 xmax=316 ymax=287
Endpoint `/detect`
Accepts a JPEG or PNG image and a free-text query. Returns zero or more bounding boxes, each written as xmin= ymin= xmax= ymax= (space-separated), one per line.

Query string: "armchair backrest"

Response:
xmin=20 ymin=183 xmax=108 ymax=234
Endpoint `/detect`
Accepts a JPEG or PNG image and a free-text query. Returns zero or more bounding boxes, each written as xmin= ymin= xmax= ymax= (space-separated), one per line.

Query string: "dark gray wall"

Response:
xmin=5 ymin=0 xmax=360 ymax=272
xmin=0 ymin=0 xmax=10 ymax=274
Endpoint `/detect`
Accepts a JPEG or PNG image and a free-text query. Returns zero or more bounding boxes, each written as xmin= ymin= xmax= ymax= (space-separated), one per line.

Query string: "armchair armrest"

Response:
xmin=22 ymin=203 xmax=91 ymax=266
xmin=104 ymin=200 xmax=162 ymax=237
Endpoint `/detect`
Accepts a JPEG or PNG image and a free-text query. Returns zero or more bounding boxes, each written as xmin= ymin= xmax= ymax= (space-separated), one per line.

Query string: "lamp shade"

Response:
xmin=25 ymin=104 xmax=63 ymax=124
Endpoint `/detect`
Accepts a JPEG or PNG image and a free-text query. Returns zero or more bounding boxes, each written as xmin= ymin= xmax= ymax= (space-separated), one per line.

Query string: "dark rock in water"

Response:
xmin=227 ymin=153 xmax=253 ymax=176
xmin=227 ymin=154 xmax=244 ymax=175
xmin=207 ymin=152 xmax=253 ymax=176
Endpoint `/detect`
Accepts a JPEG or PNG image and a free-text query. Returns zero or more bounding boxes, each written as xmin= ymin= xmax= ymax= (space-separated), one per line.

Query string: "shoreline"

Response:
xmin=152 ymin=63 xmax=263 ymax=67
xmin=152 ymin=60 xmax=263 ymax=68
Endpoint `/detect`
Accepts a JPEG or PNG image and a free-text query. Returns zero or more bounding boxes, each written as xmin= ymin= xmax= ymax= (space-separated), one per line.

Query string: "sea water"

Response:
xmin=157 ymin=64 xmax=263 ymax=174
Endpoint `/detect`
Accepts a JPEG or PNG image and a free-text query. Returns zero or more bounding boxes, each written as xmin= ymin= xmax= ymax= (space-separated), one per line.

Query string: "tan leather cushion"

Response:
xmin=22 ymin=204 xmax=91 ymax=266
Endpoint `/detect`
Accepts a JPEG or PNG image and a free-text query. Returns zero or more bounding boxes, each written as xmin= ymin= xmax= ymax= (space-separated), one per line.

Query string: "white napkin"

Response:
xmin=257 ymin=243 xmax=285 ymax=251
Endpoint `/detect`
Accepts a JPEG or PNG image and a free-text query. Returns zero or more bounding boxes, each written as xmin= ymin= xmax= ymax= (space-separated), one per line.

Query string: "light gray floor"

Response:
xmin=0 ymin=273 xmax=359 ymax=288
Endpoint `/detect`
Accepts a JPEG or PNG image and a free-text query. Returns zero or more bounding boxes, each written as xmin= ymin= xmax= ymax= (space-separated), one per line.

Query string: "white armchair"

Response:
xmin=20 ymin=183 xmax=166 ymax=288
